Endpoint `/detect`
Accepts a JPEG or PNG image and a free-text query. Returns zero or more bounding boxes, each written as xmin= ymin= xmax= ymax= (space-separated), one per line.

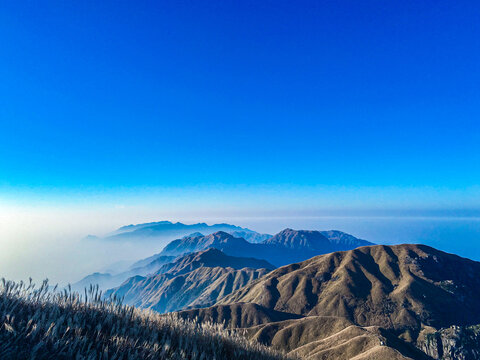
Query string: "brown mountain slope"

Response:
xmin=107 ymin=249 xmax=275 ymax=313
xmin=110 ymin=266 xmax=269 ymax=313
xmin=177 ymin=308 xmax=426 ymax=359
xmin=177 ymin=303 xmax=302 ymax=328
xmin=246 ymin=316 xmax=428 ymax=360
xmin=218 ymin=244 xmax=480 ymax=338
xmin=156 ymin=248 xmax=275 ymax=275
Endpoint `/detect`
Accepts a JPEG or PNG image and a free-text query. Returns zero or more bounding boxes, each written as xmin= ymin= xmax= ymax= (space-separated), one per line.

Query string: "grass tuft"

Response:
xmin=0 ymin=278 xmax=287 ymax=359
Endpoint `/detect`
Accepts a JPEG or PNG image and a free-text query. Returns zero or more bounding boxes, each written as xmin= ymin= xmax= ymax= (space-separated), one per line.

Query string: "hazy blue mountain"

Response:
xmin=72 ymin=254 xmax=175 ymax=292
xmin=229 ymin=230 xmax=272 ymax=243
xmin=160 ymin=231 xmax=260 ymax=257
xmin=183 ymin=232 xmax=204 ymax=238
xmin=102 ymin=221 xmax=263 ymax=241
xmin=71 ymin=272 xmax=114 ymax=292
xmin=129 ymin=254 xmax=176 ymax=270
xmin=264 ymin=228 xmax=373 ymax=251
xmin=320 ymin=229 xmax=372 ymax=248
xmin=98 ymin=259 xmax=135 ymax=275
xmin=160 ymin=229 xmax=373 ymax=266
xmin=75 ymin=226 xmax=371 ymax=292
xmin=260 ymin=229 xmax=373 ymax=265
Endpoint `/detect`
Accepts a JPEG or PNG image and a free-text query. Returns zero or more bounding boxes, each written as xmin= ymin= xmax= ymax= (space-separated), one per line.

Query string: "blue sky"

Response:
xmin=1 ymin=1 xmax=479 ymax=211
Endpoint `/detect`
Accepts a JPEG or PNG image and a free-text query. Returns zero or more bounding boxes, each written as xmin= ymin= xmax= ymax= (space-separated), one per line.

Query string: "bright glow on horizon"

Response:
xmin=1 ymin=184 xmax=480 ymax=284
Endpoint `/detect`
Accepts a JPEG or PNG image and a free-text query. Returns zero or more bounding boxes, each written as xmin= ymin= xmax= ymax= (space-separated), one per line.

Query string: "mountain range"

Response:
xmin=71 ymin=255 xmax=176 ymax=292
xmin=74 ymin=226 xmax=370 ymax=290
xmin=70 ymin=221 xmax=480 ymax=358
xmin=106 ymin=248 xmax=274 ymax=312
xmin=159 ymin=229 xmax=373 ymax=266
xmin=98 ymin=220 xmax=271 ymax=242
xmin=177 ymin=244 xmax=480 ymax=359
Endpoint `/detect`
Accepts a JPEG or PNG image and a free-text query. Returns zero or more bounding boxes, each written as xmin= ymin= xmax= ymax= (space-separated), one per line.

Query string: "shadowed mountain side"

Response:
xmin=417 ymin=324 xmax=480 ymax=359
xmin=218 ymin=244 xmax=480 ymax=338
xmin=107 ymin=267 xmax=270 ymax=313
xmin=156 ymin=248 xmax=275 ymax=276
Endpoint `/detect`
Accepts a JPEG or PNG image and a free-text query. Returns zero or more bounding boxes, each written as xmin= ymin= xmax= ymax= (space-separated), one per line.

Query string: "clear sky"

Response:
xmin=0 ymin=1 xmax=479 ymax=210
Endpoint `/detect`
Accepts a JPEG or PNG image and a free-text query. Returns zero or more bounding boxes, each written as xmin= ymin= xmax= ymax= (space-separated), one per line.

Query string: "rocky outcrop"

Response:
xmin=419 ymin=325 xmax=480 ymax=359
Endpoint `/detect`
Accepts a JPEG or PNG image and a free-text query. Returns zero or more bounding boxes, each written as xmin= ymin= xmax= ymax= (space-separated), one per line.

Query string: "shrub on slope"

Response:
xmin=0 ymin=279 xmax=286 ymax=360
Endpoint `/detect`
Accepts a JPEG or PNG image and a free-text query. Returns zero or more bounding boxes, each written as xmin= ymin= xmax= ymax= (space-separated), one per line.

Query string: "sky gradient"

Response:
xmin=1 ymin=1 xmax=480 ymax=283
xmin=1 ymin=0 xmax=479 ymax=209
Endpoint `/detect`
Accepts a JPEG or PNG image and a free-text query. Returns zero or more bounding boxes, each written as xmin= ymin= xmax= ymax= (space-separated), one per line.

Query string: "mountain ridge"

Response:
xmin=107 ymin=248 xmax=274 ymax=313
xmin=176 ymin=243 xmax=480 ymax=359
xmin=155 ymin=248 xmax=275 ymax=275
xmin=160 ymin=229 xmax=373 ymax=266
xmin=218 ymin=243 xmax=480 ymax=334
xmin=103 ymin=221 xmax=266 ymax=241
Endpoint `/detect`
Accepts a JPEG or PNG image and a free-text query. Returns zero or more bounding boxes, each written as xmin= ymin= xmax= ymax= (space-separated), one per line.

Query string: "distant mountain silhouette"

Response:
xmin=71 ymin=272 xmax=115 ymax=292
xmin=74 ymin=227 xmax=371 ymax=293
xmin=262 ymin=228 xmax=333 ymax=249
xmin=160 ymin=231 xmax=259 ymax=257
xmin=107 ymin=248 xmax=274 ymax=313
xmin=160 ymin=229 xmax=373 ymax=266
xmin=71 ymin=255 xmax=175 ymax=291
xmin=230 ymin=230 xmax=272 ymax=243
xmin=100 ymin=221 xmax=267 ymax=241
xmin=71 ymin=223 xmax=480 ymax=358
xmin=320 ymin=229 xmax=371 ymax=247
xmin=128 ymin=254 xmax=177 ymax=271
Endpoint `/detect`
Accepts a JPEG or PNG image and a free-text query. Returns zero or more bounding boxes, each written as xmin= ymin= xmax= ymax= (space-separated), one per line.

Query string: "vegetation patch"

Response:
xmin=0 ymin=279 xmax=287 ymax=360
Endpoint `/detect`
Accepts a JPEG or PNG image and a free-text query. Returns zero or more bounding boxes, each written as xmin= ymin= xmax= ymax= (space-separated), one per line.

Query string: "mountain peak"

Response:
xmin=182 ymin=232 xmax=204 ymax=239
xmin=262 ymin=229 xmax=331 ymax=250
xmin=159 ymin=248 xmax=274 ymax=276
xmin=117 ymin=220 xmax=173 ymax=232
xmin=205 ymin=231 xmax=236 ymax=242
xmin=219 ymin=243 xmax=480 ymax=333
xmin=160 ymin=231 xmax=249 ymax=256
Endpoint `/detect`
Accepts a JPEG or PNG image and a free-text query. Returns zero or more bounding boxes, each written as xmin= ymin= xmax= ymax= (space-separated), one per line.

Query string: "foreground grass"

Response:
xmin=0 ymin=279 xmax=286 ymax=360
